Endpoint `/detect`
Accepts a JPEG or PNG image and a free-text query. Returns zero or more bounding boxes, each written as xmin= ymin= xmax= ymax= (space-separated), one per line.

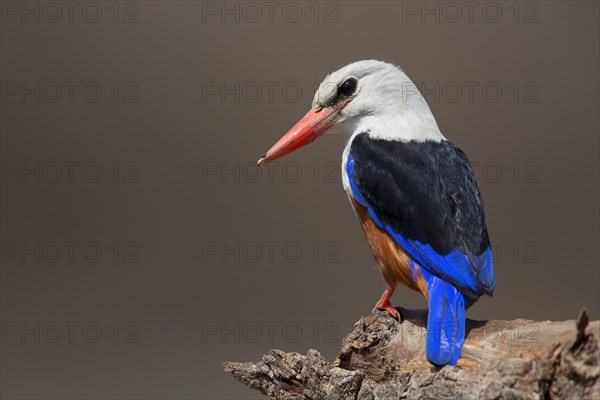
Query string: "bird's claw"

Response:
xmin=372 ymin=304 xmax=401 ymax=321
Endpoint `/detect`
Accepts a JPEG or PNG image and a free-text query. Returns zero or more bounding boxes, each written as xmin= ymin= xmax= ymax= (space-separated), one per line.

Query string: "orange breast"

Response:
xmin=349 ymin=194 xmax=429 ymax=299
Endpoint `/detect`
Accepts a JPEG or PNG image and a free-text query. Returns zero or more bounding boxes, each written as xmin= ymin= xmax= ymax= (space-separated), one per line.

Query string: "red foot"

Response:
xmin=372 ymin=286 xmax=401 ymax=321
xmin=373 ymin=303 xmax=400 ymax=320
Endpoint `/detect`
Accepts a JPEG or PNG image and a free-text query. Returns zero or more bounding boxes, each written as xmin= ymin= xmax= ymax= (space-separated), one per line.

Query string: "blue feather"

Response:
xmin=346 ymin=154 xmax=494 ymax=299
xmin=425 ymin=273 xmax=466 ymax=366
xmin=386 ymin=230 xmax=494 ymax=299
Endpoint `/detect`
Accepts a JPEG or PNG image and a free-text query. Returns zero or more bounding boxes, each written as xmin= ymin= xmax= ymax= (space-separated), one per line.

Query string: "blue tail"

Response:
xmin=426 ymin=275 xmax=466 ymax=366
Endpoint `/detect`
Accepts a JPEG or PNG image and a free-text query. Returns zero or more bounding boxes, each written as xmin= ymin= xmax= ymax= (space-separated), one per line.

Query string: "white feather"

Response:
xmin=313 ymin=60 xmax=444 ymax=143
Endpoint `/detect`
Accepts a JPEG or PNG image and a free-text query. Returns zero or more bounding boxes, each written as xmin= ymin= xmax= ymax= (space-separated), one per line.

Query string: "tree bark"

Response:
xmin=223 ymin=308 xmax=599 ymax=399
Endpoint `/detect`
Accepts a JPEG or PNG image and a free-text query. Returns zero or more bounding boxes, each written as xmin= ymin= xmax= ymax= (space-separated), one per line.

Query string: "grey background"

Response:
xmin=1 ymin=1 xmax=598 ymax=399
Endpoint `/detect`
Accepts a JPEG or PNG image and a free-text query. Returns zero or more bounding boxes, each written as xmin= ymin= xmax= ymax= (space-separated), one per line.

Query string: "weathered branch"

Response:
xmin=223 ymin=308 xmax=599 ymax=399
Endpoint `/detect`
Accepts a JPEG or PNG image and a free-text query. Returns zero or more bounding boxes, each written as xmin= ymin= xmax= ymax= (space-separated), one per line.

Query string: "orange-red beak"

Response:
xmin=257 ymin=106 xmax=340 ymax=165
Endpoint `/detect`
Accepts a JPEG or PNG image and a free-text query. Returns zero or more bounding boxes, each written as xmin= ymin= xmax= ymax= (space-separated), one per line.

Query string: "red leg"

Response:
xmin=373 ymin=285 xmax=400 ymax=320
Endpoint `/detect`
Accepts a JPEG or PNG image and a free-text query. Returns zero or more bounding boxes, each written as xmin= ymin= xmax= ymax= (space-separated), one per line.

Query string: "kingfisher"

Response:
xmin=257 ymin=60 xmax=495 ymax=366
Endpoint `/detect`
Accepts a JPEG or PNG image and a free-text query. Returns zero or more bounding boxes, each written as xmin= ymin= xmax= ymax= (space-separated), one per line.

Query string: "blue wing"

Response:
xmin=347 ymin=133 xmax=495 ymax=300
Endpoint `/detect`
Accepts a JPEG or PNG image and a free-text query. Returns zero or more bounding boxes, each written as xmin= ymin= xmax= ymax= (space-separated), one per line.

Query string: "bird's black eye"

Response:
xmin=340 ymin=78 xmax=358 ymax=96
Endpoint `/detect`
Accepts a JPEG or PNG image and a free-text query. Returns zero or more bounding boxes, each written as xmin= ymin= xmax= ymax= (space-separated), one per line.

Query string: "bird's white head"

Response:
xmin=258 ymin=60 xmax=444 ymax=165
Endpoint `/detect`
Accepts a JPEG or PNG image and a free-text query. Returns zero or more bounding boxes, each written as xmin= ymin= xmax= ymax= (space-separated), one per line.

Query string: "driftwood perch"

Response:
xmin=223 ymin=308 xmax=599 ymax=399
